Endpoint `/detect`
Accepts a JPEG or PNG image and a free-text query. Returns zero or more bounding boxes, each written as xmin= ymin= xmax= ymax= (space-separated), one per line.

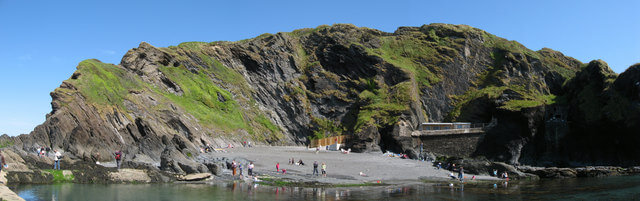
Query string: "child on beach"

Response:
xmin=248 ymin=162 xmax=254 ymax=176
xmin=276 ymin=162 xmax=280 ymax=172
xmin=321 ymin=162 xmax=326 ymax=177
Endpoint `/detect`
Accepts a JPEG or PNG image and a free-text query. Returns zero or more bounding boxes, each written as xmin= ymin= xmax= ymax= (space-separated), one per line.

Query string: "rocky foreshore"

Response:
xmin=2 ymin=146 xmax=503 ymax=187
xmin=4 ymin=145 xmax=640 ymax=196
xmin=517 ymin=165 xmax=640 ymax=179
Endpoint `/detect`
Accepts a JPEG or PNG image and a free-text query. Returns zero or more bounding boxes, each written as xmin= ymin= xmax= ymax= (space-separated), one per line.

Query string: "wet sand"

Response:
xmin=211 ymin=146 xmax=498 ymax=185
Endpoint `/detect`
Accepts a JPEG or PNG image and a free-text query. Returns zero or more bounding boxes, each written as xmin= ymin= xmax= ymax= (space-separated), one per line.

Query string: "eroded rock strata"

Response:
xmin=8 ymin=23 xmax=640 ymax=175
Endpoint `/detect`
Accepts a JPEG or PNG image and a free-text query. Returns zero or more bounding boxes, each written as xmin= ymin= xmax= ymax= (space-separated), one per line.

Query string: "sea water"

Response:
xmin=12 ymin=175 xmax=640 ymax=201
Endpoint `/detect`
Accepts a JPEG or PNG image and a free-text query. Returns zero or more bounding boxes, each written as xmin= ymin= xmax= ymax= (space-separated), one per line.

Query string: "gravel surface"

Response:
xmin=209 ymin=146 xmax=498 ymax=184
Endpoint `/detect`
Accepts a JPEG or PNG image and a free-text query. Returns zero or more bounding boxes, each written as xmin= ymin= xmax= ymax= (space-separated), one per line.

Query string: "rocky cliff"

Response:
xmin=12 ymin=23 xmax=640 ymax=172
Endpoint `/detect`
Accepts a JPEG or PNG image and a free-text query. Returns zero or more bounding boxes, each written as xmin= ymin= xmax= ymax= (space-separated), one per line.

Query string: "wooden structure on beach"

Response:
xmin=309 ymin=135 xmax=349 ymax=148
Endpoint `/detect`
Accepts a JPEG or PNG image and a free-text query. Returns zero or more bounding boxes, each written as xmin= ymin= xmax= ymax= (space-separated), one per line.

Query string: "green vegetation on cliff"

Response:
xmin=354 ymin=80 xmax=412 ymax=132
xmin=68 ymin=55 xmax=282 ymax=142
xmin=158 ymin=65 xmax=247 ymax=131
xmin=72 ymin=59 xmax=144 ymax=110
xmin=366 ymin=36 xmax=444 ymax=87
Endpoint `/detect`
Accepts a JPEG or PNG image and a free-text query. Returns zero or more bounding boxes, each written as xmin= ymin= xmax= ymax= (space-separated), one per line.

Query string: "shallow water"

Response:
xmin=12 ymin=175 xmax=640 ymax=201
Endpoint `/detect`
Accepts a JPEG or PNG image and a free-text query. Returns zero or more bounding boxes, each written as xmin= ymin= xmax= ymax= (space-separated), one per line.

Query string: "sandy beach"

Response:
xmin=209 ymin=146 xmax=498 ymax=185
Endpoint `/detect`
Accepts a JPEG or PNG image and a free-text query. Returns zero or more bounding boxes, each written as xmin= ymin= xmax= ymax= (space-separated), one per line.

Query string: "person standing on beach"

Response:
xmin=419 ymin=142 xmax=423 ymax=160
xmin=114 ymin=150 xmax=123 ymax=169
xmin=458 ymin=166 xmax=464 ymax=182
xmin=313 ymin=161 xmax=319 ymax=176
xmin=321 ymin=162 xmax=326 ymax=177
xmin=248 ymin=162 xmax=254 ymax=176
xmin=276 ymin=162 xmax=280 ymax=172
xmin=232 ymin=160 xmax=237 ymax=176
xmin=53 ymin=150 xmax=62 ymax=170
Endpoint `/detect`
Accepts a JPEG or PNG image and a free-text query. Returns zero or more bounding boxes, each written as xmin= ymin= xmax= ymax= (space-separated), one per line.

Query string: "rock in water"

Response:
xmin=177 ymin=173 xmax=212 ymax=181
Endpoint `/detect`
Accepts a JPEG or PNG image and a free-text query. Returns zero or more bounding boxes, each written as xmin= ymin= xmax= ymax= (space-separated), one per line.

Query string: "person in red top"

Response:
xmin=276 ymin=162 xmax=280 ymax=172
xmin=114 ymin=150 xmax=123 ymax=170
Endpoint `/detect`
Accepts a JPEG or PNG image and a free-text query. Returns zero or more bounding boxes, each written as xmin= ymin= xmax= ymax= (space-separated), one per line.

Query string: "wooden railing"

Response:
xmin=309 ymin=135 xmax=349 ymax=148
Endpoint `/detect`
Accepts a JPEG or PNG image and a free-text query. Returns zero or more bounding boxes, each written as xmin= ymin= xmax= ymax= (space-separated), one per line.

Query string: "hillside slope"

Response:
xmin=14 ymin=24 xmax=640 ymax=171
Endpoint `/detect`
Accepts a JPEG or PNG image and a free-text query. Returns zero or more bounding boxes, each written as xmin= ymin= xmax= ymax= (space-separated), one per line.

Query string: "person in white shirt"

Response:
xmin=248 ymin=162 xmax=254 ymax=176
xmin=54 ymin=150 xmax=62 ymax=170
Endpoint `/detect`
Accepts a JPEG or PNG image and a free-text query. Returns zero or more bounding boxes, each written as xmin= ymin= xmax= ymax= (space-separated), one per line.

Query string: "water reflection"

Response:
xmin=12 ymin=175 xmax=640 ymax=201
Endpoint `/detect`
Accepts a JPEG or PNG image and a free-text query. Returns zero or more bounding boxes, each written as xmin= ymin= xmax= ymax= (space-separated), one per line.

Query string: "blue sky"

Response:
xmin=0 ymin=0 xmax=638 ymax=136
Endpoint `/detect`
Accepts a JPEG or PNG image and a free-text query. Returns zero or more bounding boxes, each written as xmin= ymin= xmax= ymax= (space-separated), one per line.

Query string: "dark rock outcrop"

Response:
xmin=160 ymin=146 xmax=208 ymax=174
xmin=7 ymin=23 xmax=640 ymax=174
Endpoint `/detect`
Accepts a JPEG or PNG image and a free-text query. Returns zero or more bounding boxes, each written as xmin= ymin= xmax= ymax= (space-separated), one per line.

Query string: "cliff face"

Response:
xmin=14 ymin=23 xmax=640 ymax=170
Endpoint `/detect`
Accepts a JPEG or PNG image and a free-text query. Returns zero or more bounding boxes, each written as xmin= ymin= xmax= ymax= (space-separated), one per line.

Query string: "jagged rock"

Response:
xmin=203 ymin=162 xmax=223 ymax=176
xmin=575 ymin=166 xmax=615 ymax=177
xmin=347 ymin=125 xmax=381 ymax=153
xmin=160 ymin=146 xmax=208 ymax=174
xmin=388 ymin=120 xmax=418 ymax=158
xmin=6 ymin=170 xmax=53 ymax=184
xmin=531 ymin=167 xmax=577 ymax=179
xmin=7 ymin=23 xmax=640 ymax=173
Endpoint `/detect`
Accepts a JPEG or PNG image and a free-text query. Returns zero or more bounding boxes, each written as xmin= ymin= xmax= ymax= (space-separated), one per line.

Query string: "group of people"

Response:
xmin=230 ymin=160 xmax=255 ymax=178
xmin=35 ymin=147 xmax=62 ymax=170
xmin=447 ymin=165 xmax=465 ymax=182
xmin=289 ymin=158 xmax=305 ymax=166
xmin=276 ymin=159 xmax=327 ymax=177
xmin=36 ymin=146 xmax=50 ymax=157
xmin=441 ymin=163 xmax=510 ymax=182
xmin=33 ymin=146 xmax=126 ymax=171
xmin=492 ymin=169 xmax=509 ymax=180
xmin=312 ymin=161 xmax=327 ymax=177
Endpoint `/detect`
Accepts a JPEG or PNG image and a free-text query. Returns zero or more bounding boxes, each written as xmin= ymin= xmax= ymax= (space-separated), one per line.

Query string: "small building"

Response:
xmin=419 ymin=122 xmax=471 ymax=131
xmin=453 ymin=122 xmax=471 ymax=129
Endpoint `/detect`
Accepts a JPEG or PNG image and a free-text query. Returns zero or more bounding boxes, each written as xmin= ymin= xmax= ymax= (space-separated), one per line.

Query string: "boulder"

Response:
xmin=347 ymin=125 xmax=381 ymax=153
xmin=109 ymin=169 xmax=151 ymax=183
xmin=520 ymin=167 xmax=577 ymax=179
xmin=203 ymin=162 xmax=223 ymax=176
xmin=177 ymin=173 xmax=211 ymax=181
xmin=160 ymin=146 xmax=208 ymax=174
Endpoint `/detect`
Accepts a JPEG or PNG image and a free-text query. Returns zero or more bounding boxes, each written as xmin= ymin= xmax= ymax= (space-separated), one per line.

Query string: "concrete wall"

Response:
xmin=415 ymin=132 xmax=484 ymax=157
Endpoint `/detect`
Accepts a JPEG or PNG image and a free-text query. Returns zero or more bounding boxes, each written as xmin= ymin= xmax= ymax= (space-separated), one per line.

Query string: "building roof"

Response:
xmin=421 ymin=122 xmax=470 ymax=125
